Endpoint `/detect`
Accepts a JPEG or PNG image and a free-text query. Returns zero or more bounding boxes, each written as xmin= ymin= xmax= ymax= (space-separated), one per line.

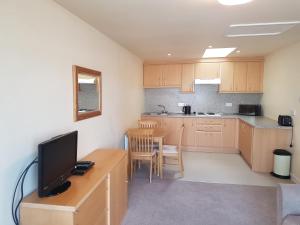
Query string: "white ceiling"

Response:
xmin=55 ymin=0 xmax=300 ymax=61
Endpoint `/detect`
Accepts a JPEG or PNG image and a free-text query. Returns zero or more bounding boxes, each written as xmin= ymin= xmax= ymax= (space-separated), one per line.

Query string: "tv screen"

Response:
xmin=38 ymin=131 xmax=78 ymax=197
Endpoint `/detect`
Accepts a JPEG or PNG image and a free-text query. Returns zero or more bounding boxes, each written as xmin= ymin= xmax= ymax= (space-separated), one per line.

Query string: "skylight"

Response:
xmin=202 ymin=48 xmax=236 ymax=58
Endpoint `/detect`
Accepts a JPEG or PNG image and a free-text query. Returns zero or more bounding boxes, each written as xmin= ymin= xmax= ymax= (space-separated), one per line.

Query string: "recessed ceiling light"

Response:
xmin=218 ymin=0 xmax=252 ymax=6
xmin=236 ymin=50 xmax=241 ymax=53
xmin=203 ymin=48 xmax=236 ymax=58
xmin=208 ymin=45 xmax=213 ymax=48
xmin=167 ymin=53 xmax=172 ymax=56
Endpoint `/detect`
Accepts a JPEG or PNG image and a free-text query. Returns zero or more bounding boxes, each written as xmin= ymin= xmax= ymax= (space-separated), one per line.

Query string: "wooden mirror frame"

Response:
xmin=73 ymin=65 xmax=102 ymax=121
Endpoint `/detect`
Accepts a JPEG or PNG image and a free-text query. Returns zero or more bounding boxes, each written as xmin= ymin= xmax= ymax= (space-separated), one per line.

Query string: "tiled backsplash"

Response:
xmin=144 ymin=85 xmax=262 ymax=114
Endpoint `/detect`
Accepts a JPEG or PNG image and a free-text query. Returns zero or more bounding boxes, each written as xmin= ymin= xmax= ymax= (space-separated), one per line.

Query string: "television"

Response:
xmin=38 ymin=131 xmax=78 ymax=197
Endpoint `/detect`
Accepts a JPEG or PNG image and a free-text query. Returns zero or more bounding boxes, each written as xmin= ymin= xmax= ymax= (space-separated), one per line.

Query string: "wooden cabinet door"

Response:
xmin=195 ymin=131 xmax=222 ymax=148
xmin=181 ymin=64 xmax=195 ymax=93
xmin=182 ymin=118 xmax=195 ymax=146
xmin=141 ymin=116 xmax=162 ymax=128
xmin=110 ymin=156 xmax=128 ymax=225
xmin=239 ymin=121 xmax=253 ymax=166
xmin=247 ymin=62 xmax=263 ymax=93
xmin=162 ymin=117 xmax=183 ymax=145
xmin=162 ymin=64 xmax=182 ymax=87
xmin=195 ymin=62 xmax=220 ymax=79
xmin=233 ymin=62 xmax=247 ymax=92
xmin=219 ymin=62 xmax=234 ymax=92
xmin=143 ymin=65 xmax=162 ymax=88
xmin=222 ymin=119 xmax=238 ymax=149
xmin=74 ymin=179 xmax=107 ymax=225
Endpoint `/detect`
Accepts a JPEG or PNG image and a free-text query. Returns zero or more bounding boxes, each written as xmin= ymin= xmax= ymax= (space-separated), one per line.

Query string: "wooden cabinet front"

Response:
xmin=246 ymin=62 xmax=263 ymax=93
xmin=181 ymin=64 xmax=195 ymax=93
xmin=195 ymin=62 xmax=220 ymax=79
xmin=74 ymin=178 xmax=107 ymax=225
xmin=162 ymin=64 xmax=182 ymax=87
xmin=110 ymin=156 xmax=128 ymax=225
xmin=239 ymin=121 xmax=253 ymax=166
xmin=222 ymin=119 xmax=238 ymax=150
xmin=162 ymin=117 xmax=183 ymax=145
xmin=233 ymin=62 xmax=248 ymax=92
xmin=219 ymin=62 xmax=234 ymax=92
xmin=143 ymin=65 xmax=162 ymax=88
xmin=182 ymin=118 xmax=195 ymax=146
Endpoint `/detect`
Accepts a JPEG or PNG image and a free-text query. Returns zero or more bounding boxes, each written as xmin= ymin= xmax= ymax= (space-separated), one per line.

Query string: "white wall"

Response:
xmin=0 ymin=0 xmax=143 ymax=224
xmin=261 ymin=41 xmax=300 ymax=183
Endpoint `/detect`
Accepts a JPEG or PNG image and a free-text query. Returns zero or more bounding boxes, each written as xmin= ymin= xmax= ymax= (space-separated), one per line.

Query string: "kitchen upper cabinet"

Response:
xmin=233 ymin=62 xmax=248 ymax=92
xmin=162 ymin=64 xmax=182 ymax=87
xmin=239 ymin=120 xmax=253 ymax=166
xmin=162 ymin=117 xmax=183 ymax=145
xmin=182 ymin=118 xmax=195 ymax=146
xmin=143 ymin=65 xmax=162 ymax=88
xmin=219 ymin=62 xmax=234 ymax=92
xmin=246 ymin=62 xmax=263 ymax=93
xmin=195 ymin=62 xmax=220 ymax=79
xmin=143 ymin=64 xmax=181 ymax=88
xmin=220 ymin=61 xmax=264 ymax=93
xmin=181 ymin=64 xmax=195 ymax=93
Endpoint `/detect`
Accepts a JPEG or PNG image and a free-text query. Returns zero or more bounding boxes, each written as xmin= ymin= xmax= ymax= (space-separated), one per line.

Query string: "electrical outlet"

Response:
xmin=225 ymin=103 xmax=233 ymax=107
xmin=291 ymin=109 xmax=296 ymax=116
xmin=178 ymin=103 xmax=185 ymax=107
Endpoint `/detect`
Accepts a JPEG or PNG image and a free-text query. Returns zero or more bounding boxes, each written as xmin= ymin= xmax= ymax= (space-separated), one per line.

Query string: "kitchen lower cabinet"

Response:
xmin=239 ymin=120 xmax=253 ymax=166
xmin=239 ymin=121 xmax=292 ymax=172
xmin=195 ymin=131 xmax=222 ymax=149
xmin=182 ymin=118 xmax=195 ymax=146
xmin=162 ymin=117 xmax=183 ymax=145
xmin=222 ymin=119 xmax=238 ymax=150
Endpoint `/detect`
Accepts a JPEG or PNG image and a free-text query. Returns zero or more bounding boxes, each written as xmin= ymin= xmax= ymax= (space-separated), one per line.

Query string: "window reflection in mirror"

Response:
xmin=73 ymin=65 xmax=102 ymax=121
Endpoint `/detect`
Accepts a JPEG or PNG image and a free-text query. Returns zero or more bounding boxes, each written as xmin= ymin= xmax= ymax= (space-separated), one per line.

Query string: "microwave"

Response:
xmin=239 ymin=104 xmax=262 ymax=116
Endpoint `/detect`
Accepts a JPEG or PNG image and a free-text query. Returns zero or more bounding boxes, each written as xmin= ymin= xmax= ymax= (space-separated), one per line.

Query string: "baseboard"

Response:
xmin=290 ymin=173 xmax=300 ymax=184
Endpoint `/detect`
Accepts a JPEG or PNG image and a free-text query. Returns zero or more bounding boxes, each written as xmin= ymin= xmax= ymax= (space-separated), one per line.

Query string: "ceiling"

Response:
xmin=55 ymin=0 xmax=300 ymax=61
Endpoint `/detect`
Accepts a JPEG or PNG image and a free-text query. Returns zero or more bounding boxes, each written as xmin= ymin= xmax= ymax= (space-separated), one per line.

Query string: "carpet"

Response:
xmin=122 ymin=177 xmax=277 ymax=225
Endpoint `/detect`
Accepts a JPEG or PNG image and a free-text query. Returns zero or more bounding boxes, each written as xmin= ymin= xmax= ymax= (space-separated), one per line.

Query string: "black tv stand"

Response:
xmin=47 ymin=181 xmax=71 ymax=197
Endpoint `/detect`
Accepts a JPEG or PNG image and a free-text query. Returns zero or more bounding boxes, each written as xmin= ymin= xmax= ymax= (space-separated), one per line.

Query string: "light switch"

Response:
xmin=225 ymin=103 xmax=233 ymax=107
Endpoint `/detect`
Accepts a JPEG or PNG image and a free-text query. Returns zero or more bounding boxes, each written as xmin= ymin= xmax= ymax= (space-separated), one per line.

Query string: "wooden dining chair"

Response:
xmin=138 ymin=120 xmax=158 ymax=129
xmin=127 ymin=128 xmax=157 ymax=183
xmin=160 ymin=124 xmax=185 ymax=178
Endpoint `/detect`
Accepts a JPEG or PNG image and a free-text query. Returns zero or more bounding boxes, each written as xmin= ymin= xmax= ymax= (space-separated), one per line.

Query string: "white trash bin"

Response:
xmin=271 ymin=149 xmax=292 ymax=179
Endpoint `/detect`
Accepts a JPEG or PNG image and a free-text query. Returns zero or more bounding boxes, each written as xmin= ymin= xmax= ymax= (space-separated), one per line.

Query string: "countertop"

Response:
xmin=142 ymin=113 xmax=292 ymax=129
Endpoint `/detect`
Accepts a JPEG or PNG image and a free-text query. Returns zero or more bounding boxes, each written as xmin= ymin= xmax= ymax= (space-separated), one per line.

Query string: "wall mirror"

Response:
xmin=73 ymin=65 xmax=102 ymax=121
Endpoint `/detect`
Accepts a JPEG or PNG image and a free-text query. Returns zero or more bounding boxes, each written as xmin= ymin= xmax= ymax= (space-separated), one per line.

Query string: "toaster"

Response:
xmin=278 ymin=115 xmax=293 ymax=126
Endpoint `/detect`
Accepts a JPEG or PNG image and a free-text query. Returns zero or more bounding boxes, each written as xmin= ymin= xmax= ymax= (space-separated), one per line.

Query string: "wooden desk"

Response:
xmin=127 ymin=128 xmax=168 ymax=178
xmin=21 ymin=149 xmax=128 ymax=225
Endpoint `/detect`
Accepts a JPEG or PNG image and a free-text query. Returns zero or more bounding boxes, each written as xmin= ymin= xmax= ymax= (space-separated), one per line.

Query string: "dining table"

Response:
xmin=126 ymin=128 xmax=168 ymax=179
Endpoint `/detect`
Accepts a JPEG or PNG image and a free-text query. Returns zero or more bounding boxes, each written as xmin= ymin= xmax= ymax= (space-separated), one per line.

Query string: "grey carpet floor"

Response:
xmin=122 ymin=176 xmax=277 ymax=225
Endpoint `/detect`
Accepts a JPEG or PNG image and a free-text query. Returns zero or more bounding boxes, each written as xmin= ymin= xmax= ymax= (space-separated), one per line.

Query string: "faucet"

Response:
xmin=157 ymin=105 xmax=168 ymax=114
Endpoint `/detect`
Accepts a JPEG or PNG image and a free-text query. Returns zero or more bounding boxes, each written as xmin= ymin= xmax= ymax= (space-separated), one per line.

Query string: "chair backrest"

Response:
xmin=138 ymin=120 xmax=158 ymax=129
xmin=127 ymin=128 xmax=154 ymax=154
xmin=177 ymin=124 xmax=185 ymax=152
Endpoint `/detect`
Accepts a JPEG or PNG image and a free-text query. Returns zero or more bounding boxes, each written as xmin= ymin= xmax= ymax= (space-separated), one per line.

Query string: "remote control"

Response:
xmin=72 ymin=169 xmax=86 ymax=176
